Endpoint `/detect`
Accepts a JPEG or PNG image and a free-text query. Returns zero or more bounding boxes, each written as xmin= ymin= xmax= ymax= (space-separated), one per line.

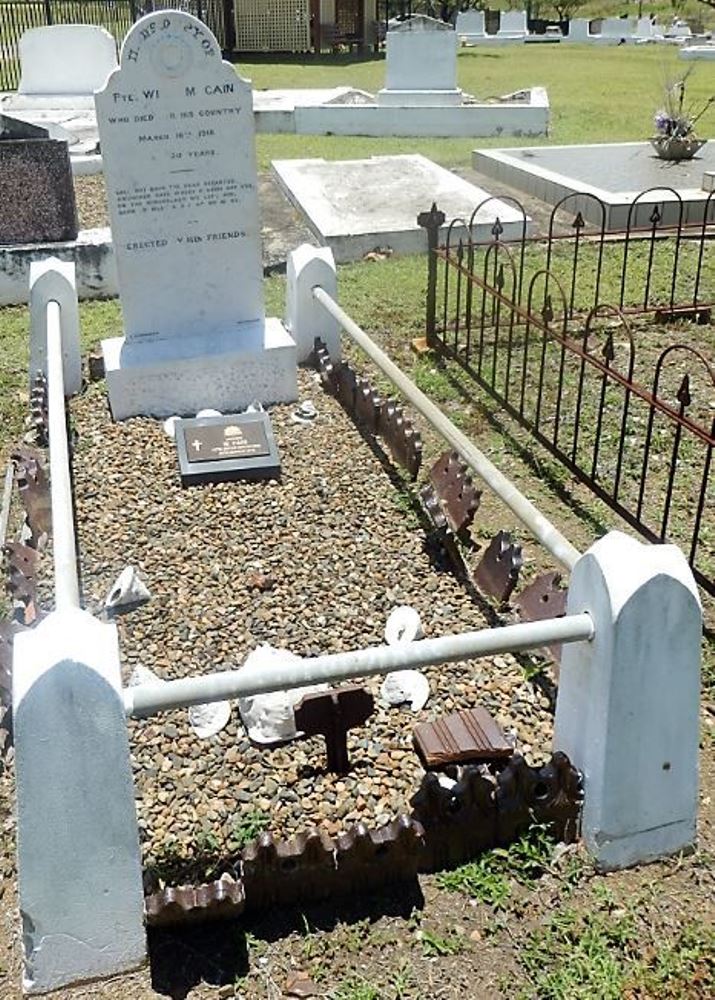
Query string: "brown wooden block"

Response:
xmin=413 ymin=706 xmax=512 ymax=769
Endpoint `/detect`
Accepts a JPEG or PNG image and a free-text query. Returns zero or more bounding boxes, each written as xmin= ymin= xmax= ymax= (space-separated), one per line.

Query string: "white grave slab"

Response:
xmin=474 ymin=141 xmax=715 ymax=229
xmin=95 ymin=11 xmax=296 ymax=419
xmin=378 ymin=15 xmax=462 ymax=107
xmin=272 ymin=154 xmax=529 ymax=263
xmin=681 ymin=44 xmax=715 ymax=60
xmin=18 ymin=25 xmax=118 ymax=96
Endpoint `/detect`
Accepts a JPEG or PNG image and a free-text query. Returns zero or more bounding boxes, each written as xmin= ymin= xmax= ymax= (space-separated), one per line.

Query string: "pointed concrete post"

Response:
xmin=554 ymin=531 xmax=701 ymax=870
xmin=13 ymin=609 xmax=146 ymax=993
xmin=285 ymin=244 xmax=340 ymax=363
xmin=29 ymin=258 xmax=81 ymax=396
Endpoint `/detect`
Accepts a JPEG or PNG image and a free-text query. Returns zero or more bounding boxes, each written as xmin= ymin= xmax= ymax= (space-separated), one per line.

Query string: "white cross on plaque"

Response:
xmin=192 ymin=439 xmax=202 ymax=451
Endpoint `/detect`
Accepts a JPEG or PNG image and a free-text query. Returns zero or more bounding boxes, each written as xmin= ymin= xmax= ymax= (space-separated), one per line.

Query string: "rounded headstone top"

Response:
xmin=120 ymin=11 xmax=222 ymax=75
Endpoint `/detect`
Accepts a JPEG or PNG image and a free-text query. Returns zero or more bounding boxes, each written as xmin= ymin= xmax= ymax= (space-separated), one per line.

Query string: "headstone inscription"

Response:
xmin=0 ymin=116 xmax=78 ymax=244
xmin=95 ymin=11 xmax=297 ymax=420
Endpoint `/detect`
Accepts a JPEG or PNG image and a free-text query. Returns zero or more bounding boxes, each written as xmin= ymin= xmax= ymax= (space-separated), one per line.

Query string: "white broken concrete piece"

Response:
xmin=380 ymin=670 xmax=430 ymax=711
xmin=381 ymin=607 xmax=429 ymax=710
xmin=187 ymin=700 xmax=232 ymax=739
xmin=163 ymin=415 xmax=181 ymax=439
xmin=291 ymin=400 xmax=318 ymax=424
xmin=384 ymin=605 xmax=423 ymax=644
xmin=128 ymin=664 xmax=231 ymax=739
xmin=237 ymin=644 xmax=327 ymax=743
xmin=104 ymin=566 xmax=151 ymax=612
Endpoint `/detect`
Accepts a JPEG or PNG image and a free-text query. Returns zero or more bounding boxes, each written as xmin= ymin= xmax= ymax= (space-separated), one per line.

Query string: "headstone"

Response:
xmin=18 ymin=25 xmax=118 ymax=96
xmin=456 ymin=11 xmax=486 ymax=40
xmin=0 ymin=133 xmax=78 ymax=244
xmin=635 ymin=16 xmax=655 ymax=38
xmin=567 ymin=19 xmax=592 ymax=41
xmin=703 ymin=171 xmax=715 ymax=192
xmin=378 ymin=16 xmax=462 ymax=107
xmin=95 ymin=11 xmax=296 ymax=419
xmin=175 ymin=411 xmax=281 ymax=485
xmin=498 ymin=11 xmax=528 ymax=37
xmin=600 ymin=17 xmax=635 ymax=39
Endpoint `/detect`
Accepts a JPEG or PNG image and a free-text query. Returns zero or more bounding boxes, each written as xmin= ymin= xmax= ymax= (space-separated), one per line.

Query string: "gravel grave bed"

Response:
xmin=71 ymin=369 xmax=555 ymax=879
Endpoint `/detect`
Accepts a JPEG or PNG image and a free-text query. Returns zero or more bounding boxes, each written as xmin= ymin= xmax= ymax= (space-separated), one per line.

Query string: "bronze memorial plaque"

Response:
xmin=176 ymin=412 xmax=280 ymax=486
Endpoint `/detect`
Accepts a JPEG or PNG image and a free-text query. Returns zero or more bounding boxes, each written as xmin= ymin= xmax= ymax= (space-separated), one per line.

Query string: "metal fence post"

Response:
xmin=418 ymin=203 xmax=445 ymax=350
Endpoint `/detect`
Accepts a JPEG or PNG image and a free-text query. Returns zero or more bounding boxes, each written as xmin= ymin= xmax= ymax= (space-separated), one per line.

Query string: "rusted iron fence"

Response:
xmin=0 ymin=0 xmax=230 ymax=91
xmin=420 ymin=190 xmax=715 ymax=596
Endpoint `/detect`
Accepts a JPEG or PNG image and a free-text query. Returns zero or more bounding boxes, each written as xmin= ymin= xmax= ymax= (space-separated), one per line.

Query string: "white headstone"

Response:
xmin=554 ymin=532 xmax=701 ymax=870
xmin=635 ymin=16 xmax=655 ymax=38
xmin=600 ymin=17 xmax=635 ymax=38
xmin=378 ymin=15 xmax=461 ymax=107
xmin=456 ymin=10 xmax=486 ymax=39
xmin=567 ymin=19 xmax=592 ymax=41
xmin=498 ymin=11 xmax=528 ymax=36
xmin=19 ymin=25 xmax=118 ymax=96
xmin=95 ymin=11 xmax=296 ymax=419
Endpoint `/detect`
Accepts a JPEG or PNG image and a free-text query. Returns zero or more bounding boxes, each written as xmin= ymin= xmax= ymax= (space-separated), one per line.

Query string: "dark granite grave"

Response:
xmin=0 ymin=114 xmax=49 ymax=140
xmin=0 ymin=128 xmax=78 ymax=244
xmin=176 ymin=412 xmax=281 ymax=486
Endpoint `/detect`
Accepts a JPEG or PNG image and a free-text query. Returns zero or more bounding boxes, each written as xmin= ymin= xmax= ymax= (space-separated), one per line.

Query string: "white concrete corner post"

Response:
xmin=554 ymin=531 xmax=702 ymax=871
xmin=13 ymin=610 xmax=146 ymax=993
xmin=29 ymin=258 xmax=81 ymax=396
xmin=285 ymin=244 xmax=340 ymax=363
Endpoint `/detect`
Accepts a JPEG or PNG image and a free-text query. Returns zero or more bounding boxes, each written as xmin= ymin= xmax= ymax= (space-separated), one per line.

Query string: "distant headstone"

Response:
xmin=175 ymin=411 xmax=281 ymax=485
xmin=378 ymin=15 xmax=462 ymax=107
xmin=95 ymin=11 xmax=297 ymax=420
xmin=567 ymin=18 xmax=592 ymax=41
xmin=456 ymin=10 xmax=486 ymax=40
xmin=498 ymin=11 xmax=528 ymax=37
xmin=18 ymin=25 xmax=118 ymax=96
xmin=0 ymin=132 xmax=78 ymax=244
xmin=600 ymin=16 xmax=635 ymax=39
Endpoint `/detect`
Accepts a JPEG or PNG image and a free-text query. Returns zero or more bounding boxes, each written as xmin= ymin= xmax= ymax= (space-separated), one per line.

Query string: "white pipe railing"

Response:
xmin=123 ymin=613 xmax=594 ymax=718
xmin=46 ymin=299 xmax=80 ymax=611
xmin=312 ymin=285 xmax=581 ymax=572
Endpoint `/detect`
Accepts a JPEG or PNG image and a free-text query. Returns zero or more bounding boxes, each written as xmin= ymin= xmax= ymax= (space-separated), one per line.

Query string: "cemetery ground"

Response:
xmin=0 ymin=41 xmax=714 ymax=1000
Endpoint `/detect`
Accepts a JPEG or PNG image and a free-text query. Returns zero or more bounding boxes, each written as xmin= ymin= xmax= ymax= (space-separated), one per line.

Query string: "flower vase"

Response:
xmin=650 ymin=136 xmax=707 ymax=162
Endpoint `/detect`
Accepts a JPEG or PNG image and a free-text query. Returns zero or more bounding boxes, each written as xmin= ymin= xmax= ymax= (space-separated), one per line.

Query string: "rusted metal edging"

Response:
xmin=46 ymin=300 xmax=80 ymax=611
xmin=311 ymin=284 xmax=581 ymax=571
xmin=124 ymin=613 xmax=594 ymax=718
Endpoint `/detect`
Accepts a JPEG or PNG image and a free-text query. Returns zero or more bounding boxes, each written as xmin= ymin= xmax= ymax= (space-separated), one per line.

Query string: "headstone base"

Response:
xmin=102 ymin=317 xmax=297 ymax=420
xmin=376 ymin=89 xmax=463 ymax=107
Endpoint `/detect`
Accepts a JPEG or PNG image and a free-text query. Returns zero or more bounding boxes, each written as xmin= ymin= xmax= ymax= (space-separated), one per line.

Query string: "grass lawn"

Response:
xmin=0 ymin=41 xmax=713 ymax=1000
